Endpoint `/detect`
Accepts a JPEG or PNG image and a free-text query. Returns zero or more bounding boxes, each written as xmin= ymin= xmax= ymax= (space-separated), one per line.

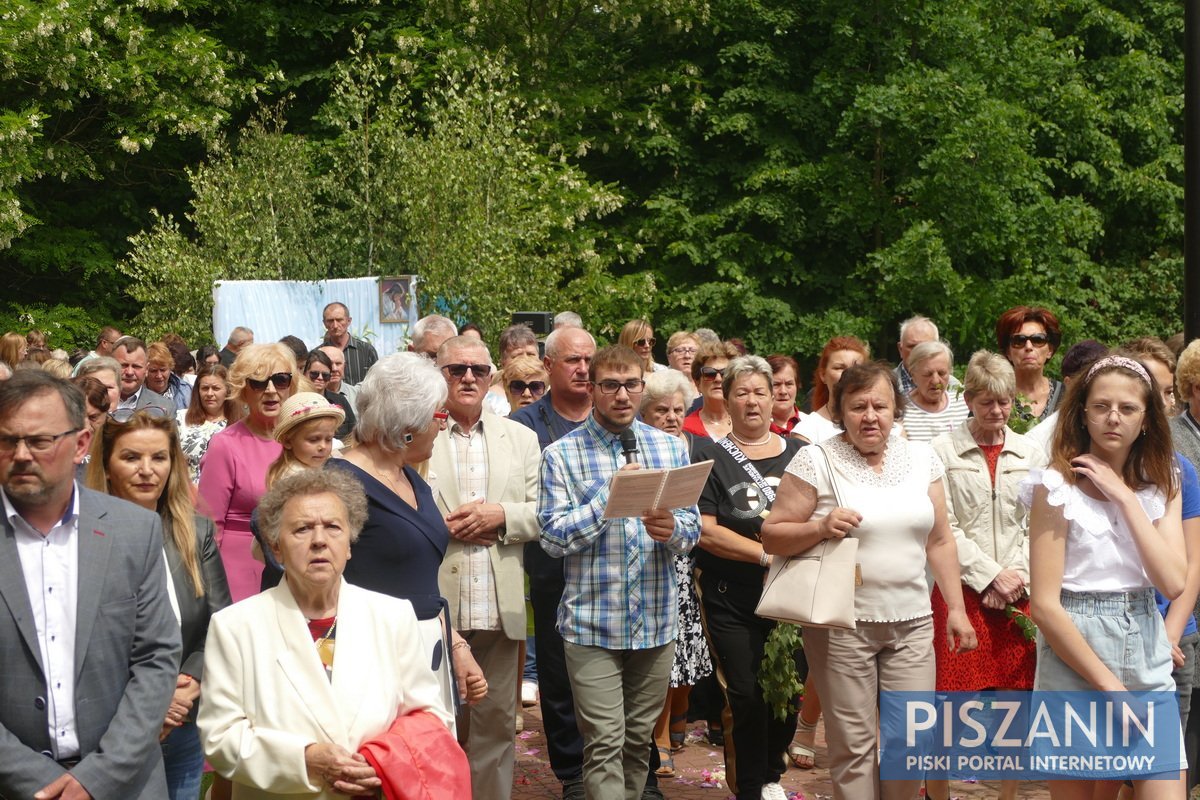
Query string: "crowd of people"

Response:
xmin=0 ymin=302 xmax=1196 ymax=800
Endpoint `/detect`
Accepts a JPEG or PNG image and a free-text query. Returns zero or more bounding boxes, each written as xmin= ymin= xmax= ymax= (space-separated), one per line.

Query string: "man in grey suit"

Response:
xmin=111 ymin=336 xmax=176 ymax=416
xmin=0 ymin=370 xmax=180 ymax=800
xmin=432 ymin=336 xmax=540 ymax=800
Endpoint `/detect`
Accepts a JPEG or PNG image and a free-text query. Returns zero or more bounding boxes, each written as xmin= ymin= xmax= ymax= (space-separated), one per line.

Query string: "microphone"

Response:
xmin=619 ymin=427 xmax=638 ymax=465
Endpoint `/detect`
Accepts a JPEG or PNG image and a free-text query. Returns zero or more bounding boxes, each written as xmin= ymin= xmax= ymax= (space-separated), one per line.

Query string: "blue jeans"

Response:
xmin=161 ymin=720 xmax=204 ymax=800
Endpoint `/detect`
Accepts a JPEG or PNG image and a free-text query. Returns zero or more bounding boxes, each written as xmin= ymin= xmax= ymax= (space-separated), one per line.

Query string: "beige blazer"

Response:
xmin=198 ymin=579 xmax=451 ymax=800
xmin=431 ymin=411 xmax=541 ymax=640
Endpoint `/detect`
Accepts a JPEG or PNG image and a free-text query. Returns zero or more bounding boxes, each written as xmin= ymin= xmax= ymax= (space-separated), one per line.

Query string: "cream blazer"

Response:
xmin=198 ymin=579 xmax=452 ymax=799
xmin=430 ymin=411 xmax=541 ymax=640
xmin=931 ymin=422 xmax=1047 ymax=592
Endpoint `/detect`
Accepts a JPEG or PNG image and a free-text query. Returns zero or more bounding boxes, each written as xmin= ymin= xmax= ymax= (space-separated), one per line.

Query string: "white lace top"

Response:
xmin=1018 ymin=467 xmax=1166 ymax=593
xmin=785 ymin=435 xmax=944 ymax=622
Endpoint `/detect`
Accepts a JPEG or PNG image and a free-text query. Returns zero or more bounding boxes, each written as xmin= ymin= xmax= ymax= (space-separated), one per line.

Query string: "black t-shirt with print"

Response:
xmin=695 ymin=436 xmax=804 ymax=587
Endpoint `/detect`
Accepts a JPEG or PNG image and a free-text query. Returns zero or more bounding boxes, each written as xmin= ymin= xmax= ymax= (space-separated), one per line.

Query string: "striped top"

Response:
xmin=902 ymin=391 xmax=969 ymax=442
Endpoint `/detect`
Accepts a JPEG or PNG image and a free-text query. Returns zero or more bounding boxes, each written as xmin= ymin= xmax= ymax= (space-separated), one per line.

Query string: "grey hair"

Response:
xmin=963 ymin=350 xmax=1016 ymax=400
xmin=257 ymin=467 xmax=368 ymax=548
xmin=227 ymin=326 xmax=254 ymax=347
xmin=722 ymin=355 xmax=773 ymax=394
xmin=410 ymin=315 xmax=458 ymax=351
xmin=693 ymin=328 xmax=721 ymax=347
xmin=640 ymin=369 xmax=696 ymax=414
xmin=905 ymin=340 xmax=953 ymax=372
xmin=553 ymin=311 xmax=583 ymax=329
xmin=436 ymin=335 xmax=493 ymax=368
xmin=544 ymin=326 xmax=596 ymax=360
xmin=898 ymin=315 xmax=939 ymax=341
xmin=0 ymin=371 xmax=85 ymax=429
xmin=76 ymin=356 xmax=121 ymax=381
xmin=354 ymin=352 xmax=448 ymax=451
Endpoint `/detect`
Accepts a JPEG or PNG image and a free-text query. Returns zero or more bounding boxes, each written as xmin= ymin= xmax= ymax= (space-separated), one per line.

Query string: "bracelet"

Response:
xmin=759 ymin=551 xmax=771 ymax=568
xmin=451 ymin=641 xmax=472 ymax=654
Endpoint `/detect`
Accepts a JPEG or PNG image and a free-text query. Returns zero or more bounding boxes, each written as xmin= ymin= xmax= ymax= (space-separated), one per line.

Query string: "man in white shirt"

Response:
xmin=431 ymin=336 xmax=541 ymax=800
xmin=0 ymin=370 xmax=179 ymax=799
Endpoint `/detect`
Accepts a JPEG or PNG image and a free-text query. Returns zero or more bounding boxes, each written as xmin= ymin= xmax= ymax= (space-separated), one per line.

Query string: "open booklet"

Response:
xmin=602 ymin=460 xmax=715 ymax=519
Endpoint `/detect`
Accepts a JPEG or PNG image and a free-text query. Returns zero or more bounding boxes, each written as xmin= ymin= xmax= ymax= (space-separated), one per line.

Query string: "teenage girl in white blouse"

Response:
xmin=1025 ymin=355 xmax=1187 ymax=799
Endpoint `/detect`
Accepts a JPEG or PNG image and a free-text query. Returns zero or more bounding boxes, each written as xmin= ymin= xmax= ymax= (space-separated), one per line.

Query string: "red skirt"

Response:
xmin=931 ymin=585 xmax=1036 ymax=691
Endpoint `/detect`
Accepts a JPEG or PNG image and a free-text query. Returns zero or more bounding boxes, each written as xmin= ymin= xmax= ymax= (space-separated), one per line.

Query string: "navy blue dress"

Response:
xmin=328 ymin=459 xmax=450 ymax=621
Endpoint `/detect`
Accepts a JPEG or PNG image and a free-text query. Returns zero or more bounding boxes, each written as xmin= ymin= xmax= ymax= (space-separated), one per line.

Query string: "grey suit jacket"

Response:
xmin=135 ymin=385 xmax=177 ymax=416
xmin=432 ymin=412 xmax=541 ymax=640
xmin=0 ymin=488 xmax=181 ymax=800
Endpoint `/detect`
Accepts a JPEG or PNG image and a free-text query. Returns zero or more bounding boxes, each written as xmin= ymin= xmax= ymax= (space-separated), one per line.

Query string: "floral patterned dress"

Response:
xmin=176 ymin=411 xmax=228 ymax=484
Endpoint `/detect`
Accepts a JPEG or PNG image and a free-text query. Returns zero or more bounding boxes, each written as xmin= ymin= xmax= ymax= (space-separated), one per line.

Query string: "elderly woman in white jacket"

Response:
xmin=926 ymin=350 xmax=1046 ymax=800
xmin=199 ymin=468 xmax=453 ymax=799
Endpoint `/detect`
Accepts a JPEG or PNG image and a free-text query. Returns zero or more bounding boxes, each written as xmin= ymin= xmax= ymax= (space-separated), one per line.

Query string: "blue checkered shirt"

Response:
xmin=538 ymin=415 xmax=700 ymax=650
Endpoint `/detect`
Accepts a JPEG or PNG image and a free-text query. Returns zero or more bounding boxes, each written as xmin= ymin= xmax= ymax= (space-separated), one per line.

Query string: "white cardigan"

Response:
xmin=198 ymin=579 xmax=453 ymax=799
xmin=931 ymin=422 xmax=1046 ymax=592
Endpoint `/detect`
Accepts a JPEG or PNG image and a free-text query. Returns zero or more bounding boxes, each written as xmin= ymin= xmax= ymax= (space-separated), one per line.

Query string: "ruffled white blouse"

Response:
xmin=1018 ymin=467 xmax=1165 ymax=594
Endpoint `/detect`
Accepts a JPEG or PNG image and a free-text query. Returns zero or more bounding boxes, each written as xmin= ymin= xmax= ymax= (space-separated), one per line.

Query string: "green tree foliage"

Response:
xmin=0 ymin=0 xmax=262 ymax=319
xmin=119 ymin=51 xmax=628 ymax=345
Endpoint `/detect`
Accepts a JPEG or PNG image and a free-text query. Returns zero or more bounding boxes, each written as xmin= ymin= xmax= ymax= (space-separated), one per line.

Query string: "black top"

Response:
xmin=324 ymin=388 xmax=356 ymax=439
xmin=695 ymin=436 xmax=804 ymax=587
xmin=167 ymin=514 xmax=231 ymax=719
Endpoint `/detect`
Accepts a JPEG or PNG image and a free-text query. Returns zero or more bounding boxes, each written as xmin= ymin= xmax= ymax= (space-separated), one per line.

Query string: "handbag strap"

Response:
xmin=813 ymin=443 xmax=846 ymax=508
xmin=716 ymin=436 xmax=777 ymax=505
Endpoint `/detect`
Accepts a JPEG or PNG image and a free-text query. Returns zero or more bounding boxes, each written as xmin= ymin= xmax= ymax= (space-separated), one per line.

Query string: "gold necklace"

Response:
xmin=314 ymin=618 xmax=337 ymax=670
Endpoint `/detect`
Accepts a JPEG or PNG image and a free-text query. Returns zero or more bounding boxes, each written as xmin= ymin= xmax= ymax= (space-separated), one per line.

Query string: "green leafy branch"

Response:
xmin=759 ymin=623 xmax=804 ymax=722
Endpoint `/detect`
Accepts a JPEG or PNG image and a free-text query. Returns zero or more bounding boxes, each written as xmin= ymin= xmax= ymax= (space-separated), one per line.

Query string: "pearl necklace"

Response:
xmin=730 ymin=430 xmax=773 ymax=447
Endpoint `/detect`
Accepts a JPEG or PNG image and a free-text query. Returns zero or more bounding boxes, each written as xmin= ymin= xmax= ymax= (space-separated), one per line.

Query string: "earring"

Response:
xmin=403 ymin=432 xmax=414 ymax=444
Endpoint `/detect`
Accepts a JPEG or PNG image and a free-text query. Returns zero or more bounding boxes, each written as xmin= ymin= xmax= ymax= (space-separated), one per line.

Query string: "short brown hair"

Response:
xmin=830 ymin=361 xmax=905 ymax=424
xmin=995 ymin=306 xmax=1062 ymax=355
xmin=589 ymin=345 xmax=644 ymax=382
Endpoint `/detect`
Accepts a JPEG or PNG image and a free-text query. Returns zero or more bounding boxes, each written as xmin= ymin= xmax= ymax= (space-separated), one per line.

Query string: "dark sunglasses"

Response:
xmin=699 ymin=366 xmax=723 ymax=379
xmin=509 ymin=380 xmax=546 ymax=396
xmin=108 ymin=406 xmax=171 ymax=423
xmin=307 ymin=370 xmax=331 ymax=382
xmin=442 ymin=363 xmax=491 ymax=380
xmin=1007 ymin=333 xmax=1050 ymax=348
xmin=246 ymin=372 xmax=293 ymax=391
xmin=634 ymin=337 xmax=656 ymax=348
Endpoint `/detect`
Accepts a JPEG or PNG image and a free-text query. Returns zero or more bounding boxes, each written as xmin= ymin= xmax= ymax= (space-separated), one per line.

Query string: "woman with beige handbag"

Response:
xmin=761 ymin=361 xmax=977 ymax=800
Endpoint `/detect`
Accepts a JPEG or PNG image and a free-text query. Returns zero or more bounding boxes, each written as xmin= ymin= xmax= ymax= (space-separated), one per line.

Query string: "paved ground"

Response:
xmin=510 ymin=703 xmax=1053 ymax=799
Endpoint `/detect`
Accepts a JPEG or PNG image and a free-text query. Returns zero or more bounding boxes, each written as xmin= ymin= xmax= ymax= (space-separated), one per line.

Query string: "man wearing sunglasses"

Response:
xmin=0 ymin=371 xmax=180 ymax=799
xmin=539 ymin=345 xmax=700 ymax=800
xmin=321 ymin=302 xmax=378 ymax=386
xmin=111 ymin=336 xmax=177 ymax=416
xmin=429 ymin=336 xmax=541 ymax=800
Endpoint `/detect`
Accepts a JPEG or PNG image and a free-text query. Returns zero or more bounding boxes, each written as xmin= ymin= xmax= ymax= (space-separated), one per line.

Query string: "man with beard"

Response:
xmin=538 ymin=345 xmax=699 ymax=800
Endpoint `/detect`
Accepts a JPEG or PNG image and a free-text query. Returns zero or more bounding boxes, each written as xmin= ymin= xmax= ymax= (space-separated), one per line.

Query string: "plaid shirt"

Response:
xmin=538 ymin=415 xmax=699 ymax=650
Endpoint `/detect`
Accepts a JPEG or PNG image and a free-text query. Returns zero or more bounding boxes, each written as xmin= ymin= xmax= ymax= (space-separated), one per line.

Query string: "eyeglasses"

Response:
xmin=1086 ymin=402 xmax=1145 ymax=422
xmin=433 ymin=409 xmax=450 ymax=428
xmin=669 ymin=346 xmax=697 ymax=356
xmin=441 ymin=363 xmax=491 ymax=380
xmin=307 ymin=370 xmax=331 ymax=382
xmin=508 ymin=380 xmax=546 ymax=397
xmin=0 ymin=429 xmax=79 ymax=454
xmin=246 ymin=372 xmax=293 ymax=391
xmin=1007 ymin=333 xmax=1050 ymax=348
xmin=594 ymin=379 xmax=646 ymax=395
xmin=699 ymin=366 xmax=723 ymax=380
xmin=109 ymin=406 xmax=170 ymax=423
xmin=634 ymin=337 xmax=656 ymax=348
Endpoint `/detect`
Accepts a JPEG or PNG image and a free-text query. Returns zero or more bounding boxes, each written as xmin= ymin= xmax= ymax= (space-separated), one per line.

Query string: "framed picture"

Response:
xmin=379 ymin=276 xmax=416 ymax=324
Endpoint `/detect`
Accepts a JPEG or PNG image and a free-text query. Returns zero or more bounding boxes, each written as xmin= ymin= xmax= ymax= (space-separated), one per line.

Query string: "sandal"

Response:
xmin=669 ymin=713 xmax=687 ymax=752
xmin=789 ymin=717 xmax=818 ymax=770
xmin=655 ymin=746 xmax=676 ymax=778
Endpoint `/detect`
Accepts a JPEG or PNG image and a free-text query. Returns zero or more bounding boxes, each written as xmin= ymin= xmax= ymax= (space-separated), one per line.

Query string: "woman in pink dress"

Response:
xmin=198 ymin=342 xmax=296 ymax=601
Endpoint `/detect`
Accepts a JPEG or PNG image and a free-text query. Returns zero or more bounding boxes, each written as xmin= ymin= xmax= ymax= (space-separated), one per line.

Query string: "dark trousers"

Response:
xmin=697 ymin=573 xmax=797 ymax=800
xmin=525 ymin=543 xmax=662 ymax=789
